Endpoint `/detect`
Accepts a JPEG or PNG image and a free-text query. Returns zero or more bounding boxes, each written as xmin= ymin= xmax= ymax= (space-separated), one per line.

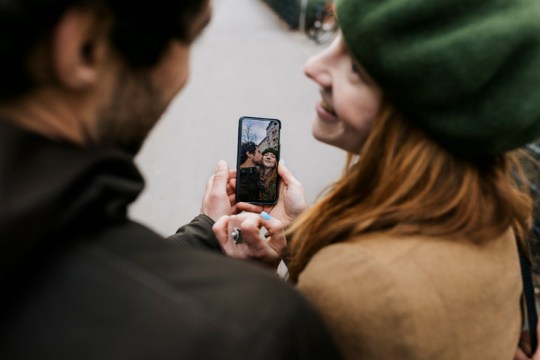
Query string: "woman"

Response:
xmin=259 ymin=148 xmax=279 ymax=202
xmin=211 ymin=0 xmax=540 ymax=358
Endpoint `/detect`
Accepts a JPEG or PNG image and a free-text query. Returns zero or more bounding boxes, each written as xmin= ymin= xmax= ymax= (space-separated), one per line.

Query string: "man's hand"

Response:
xmin=201 ymin=160 xmax=237 ymax=221
xmin=213 ymin=212 xmax=286 ymax=269
xmin=235 ymin=160 xmax=307 ymax=227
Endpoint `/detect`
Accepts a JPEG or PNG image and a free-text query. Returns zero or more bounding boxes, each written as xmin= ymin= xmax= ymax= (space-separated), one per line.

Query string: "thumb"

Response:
xmin=277 ymin=159 xmax=299 ymax=186
xmin=212 ymin=160 xmax=229 ymax=187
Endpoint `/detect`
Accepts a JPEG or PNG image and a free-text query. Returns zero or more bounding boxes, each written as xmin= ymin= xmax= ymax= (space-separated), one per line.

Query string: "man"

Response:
xmin=237 ymin=141 xmax=263 ymax=202
xmin=0 ymin=1 xmax=340 ymax=358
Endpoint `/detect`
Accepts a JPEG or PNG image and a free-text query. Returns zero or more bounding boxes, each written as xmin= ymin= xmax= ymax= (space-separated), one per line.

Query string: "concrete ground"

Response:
xmin=129 ymin=0 xmax=345 ymax=236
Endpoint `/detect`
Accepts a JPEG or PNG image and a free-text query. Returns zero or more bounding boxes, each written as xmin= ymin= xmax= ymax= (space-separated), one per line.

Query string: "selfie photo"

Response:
xmin=236 ymin=117 xmax=280 ymax=204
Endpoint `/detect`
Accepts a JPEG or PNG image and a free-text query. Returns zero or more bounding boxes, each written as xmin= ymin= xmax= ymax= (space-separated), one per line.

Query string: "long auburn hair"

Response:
xmin=261 ymin=164 xmax=278 ymax=188
xmin=286 ymin=102 xmax=532 ymax=282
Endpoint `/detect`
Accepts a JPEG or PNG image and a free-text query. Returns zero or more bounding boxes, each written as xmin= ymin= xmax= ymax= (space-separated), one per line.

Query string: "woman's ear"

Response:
xmin=51 ymin=8 xmax=109 ymax=90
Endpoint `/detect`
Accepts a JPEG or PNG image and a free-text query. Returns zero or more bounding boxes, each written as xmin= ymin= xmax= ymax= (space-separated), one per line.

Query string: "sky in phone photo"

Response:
xmin=242 ymin=119 xmax=270 ymax=143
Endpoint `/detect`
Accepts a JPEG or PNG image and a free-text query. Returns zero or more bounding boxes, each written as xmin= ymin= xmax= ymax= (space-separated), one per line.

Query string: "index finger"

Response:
xmin=259 ymin=212 xmax=286 ymax=255
xmin=236 ymin=202 xmax=265 ymax=213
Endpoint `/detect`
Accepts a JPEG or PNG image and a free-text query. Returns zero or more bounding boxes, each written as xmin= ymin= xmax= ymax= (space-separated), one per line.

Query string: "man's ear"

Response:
xmin=51 ymin=9 xmax=108 ymax=89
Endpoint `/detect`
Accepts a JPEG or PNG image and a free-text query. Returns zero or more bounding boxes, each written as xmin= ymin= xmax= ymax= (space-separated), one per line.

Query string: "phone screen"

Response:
xmin=236 ymin=116 xmax=281 ymax=204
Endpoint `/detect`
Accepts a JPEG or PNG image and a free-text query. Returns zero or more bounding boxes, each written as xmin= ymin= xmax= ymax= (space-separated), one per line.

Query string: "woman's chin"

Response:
xmin=312 ymin=123 xmax=336 ymax=147
xmin=312 ymin=125 xmax=361 ymax=153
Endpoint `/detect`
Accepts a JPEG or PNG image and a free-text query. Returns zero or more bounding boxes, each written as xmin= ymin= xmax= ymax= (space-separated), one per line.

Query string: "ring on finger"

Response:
xmin=231 ymin=227 xmax=243 ymax=244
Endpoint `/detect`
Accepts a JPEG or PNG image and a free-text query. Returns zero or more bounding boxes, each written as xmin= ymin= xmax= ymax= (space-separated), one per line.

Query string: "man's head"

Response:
xmin=0 ymin=0 xmax=211 ymax=153
xmin=239 ymin=141 xmax=262 ymax=166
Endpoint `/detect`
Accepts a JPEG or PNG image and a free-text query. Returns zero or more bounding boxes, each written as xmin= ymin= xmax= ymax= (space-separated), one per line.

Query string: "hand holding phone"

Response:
xmin=235 ymin=160 xmax=308 ymax=227
xmin=236 ymin=116 xmax=281 ymax=205
xmin=200 ymin=160 xmax=236 ymax=221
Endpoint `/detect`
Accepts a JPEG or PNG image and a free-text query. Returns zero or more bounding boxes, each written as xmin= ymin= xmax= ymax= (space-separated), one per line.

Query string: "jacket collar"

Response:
xmin=0 ymin=121 xmax=144 ymax=284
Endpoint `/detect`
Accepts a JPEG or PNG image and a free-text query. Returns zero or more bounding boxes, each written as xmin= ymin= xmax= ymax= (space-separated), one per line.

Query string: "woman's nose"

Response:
xmin=304 ymin=35 xmax=341 ymax=88
xmin=304 ymin=52 xmax=331 ymax=87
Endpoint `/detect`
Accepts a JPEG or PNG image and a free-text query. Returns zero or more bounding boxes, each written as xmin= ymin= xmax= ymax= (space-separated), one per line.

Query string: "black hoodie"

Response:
xmin=0 ymin=121 xmax=341 ymax=360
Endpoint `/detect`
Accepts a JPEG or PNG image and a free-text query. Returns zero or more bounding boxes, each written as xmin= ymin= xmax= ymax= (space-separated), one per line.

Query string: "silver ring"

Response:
xmin=231 ymin=227 xmax=243 ymax=244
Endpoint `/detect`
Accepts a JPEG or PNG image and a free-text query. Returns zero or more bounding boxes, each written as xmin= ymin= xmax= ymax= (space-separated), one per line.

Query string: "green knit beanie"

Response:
xmin=336 ymin=0 xmax=540 ymax=156
xmin=262 ymin=147 xmax=279 ymax=157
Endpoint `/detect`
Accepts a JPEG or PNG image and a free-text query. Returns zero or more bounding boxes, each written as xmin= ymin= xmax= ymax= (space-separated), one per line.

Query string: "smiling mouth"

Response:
xmin=320 ymin=97 xmax=337 ymax=116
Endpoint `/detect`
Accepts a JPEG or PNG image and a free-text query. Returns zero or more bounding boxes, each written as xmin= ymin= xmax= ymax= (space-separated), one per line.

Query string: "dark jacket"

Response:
xmin=237 ymin=166 xmax=262 ymax=203
xmin=0 ymin=122 xmax=341 ymax=359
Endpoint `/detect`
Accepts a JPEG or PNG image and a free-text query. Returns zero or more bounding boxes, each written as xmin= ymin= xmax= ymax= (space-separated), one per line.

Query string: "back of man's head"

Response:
xmin=0 ymin=0 xmax=206 ymax=100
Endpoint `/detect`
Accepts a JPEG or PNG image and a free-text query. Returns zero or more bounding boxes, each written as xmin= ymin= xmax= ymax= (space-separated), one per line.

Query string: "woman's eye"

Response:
xmin=351 ymin=62 xmax=361 ymax=75
xmin=351 ymin=61 xmax=374 ymax=85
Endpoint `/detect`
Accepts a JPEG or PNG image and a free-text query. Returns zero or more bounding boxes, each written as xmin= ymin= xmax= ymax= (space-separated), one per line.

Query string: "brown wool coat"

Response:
xmin=296 ymin=230 xmax=522 ymax=360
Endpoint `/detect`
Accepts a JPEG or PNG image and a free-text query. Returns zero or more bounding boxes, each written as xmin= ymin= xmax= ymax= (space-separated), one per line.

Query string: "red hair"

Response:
xmin=287 ymin=103 xmax=532 ymax=282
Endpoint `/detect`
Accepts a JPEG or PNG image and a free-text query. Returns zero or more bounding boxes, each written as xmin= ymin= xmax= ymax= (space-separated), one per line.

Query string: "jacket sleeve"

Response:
xmin=167 ymin=214 xmax=223 ymax=253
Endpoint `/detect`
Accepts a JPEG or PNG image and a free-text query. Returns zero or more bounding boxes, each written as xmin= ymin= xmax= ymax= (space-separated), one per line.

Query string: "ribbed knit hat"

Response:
xmin=262 ymin=147 xmax=279 ymax=157
xmin=336 ymin=0 xmax=540 ymax=156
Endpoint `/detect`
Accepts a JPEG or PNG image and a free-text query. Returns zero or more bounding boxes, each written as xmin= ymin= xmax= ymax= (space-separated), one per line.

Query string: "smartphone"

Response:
xmin=236 ymin=116 xmax=281 ymax=205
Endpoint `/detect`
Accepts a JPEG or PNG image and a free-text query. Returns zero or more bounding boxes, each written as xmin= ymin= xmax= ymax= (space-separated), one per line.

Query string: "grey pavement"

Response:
xmin=129 ymin=0 xmax=345 ymax=236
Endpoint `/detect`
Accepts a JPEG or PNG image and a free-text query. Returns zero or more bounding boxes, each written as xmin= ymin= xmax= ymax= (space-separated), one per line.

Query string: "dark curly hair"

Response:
xmin=239 ymin=141 xmax=258 ymax=164
xmin=0 ymin=0 xmax=206 ymax=99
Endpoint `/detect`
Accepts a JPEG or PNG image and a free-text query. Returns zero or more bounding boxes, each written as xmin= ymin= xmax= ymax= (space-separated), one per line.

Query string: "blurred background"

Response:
xmin=129 ymin=0 xmax=344 ymax=236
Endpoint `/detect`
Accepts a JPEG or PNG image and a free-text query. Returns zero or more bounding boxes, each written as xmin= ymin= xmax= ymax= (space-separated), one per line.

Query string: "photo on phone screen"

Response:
xmin=236 ymin=116 xmax=281 ymax=205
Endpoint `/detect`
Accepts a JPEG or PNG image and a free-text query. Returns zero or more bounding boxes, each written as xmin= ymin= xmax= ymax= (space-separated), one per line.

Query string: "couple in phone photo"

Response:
xmin=237 ymin=141 xmax=279 ymax=204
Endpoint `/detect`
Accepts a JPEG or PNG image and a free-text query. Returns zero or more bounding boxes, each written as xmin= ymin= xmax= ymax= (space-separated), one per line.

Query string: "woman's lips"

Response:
xmin=321 ymin=96 xmax=335 ymax=113
xmin=316 ymin=100 xmax=338 ymax=122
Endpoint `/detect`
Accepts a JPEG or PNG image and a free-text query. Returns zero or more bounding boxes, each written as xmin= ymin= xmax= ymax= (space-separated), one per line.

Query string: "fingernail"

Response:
xmin=280 ymin=159 xmax=286 ymax=167
xmin=261 ymin=211 xmax=271 ymax=221
xmin=216 ymin=160 xmax=226 ymax=169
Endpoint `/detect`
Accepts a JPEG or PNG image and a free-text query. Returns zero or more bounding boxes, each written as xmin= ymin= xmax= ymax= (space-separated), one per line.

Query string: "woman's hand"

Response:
xmin=201 ymin=160 xmax=238 ymax=221
xmin=236 ymin=160 xmax=307 ymax=227
xmin=213 ymin=211 xmax=287 ymax=268
xmin=514 ymin=321 xmax=540 ymax=360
